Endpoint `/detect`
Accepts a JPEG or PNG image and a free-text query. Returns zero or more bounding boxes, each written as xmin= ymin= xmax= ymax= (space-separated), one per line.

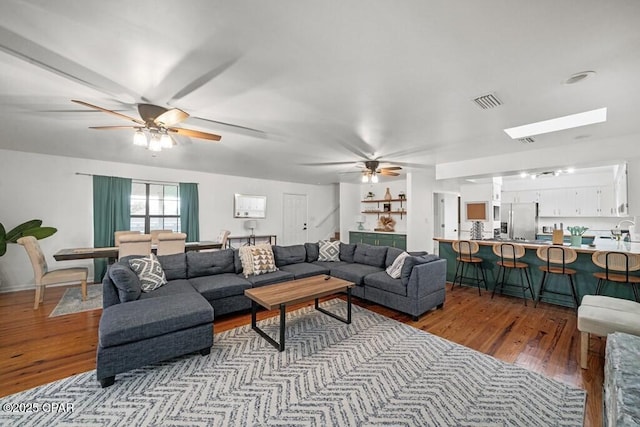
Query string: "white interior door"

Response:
xmin=434 ymin=193 xmax=459 ymax=239
xmin=282 ymin=193 xmax=308 ymax=245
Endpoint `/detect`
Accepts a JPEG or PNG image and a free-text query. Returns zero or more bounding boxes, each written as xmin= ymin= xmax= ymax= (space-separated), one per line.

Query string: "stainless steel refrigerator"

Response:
xmin=500 ymin=203 xmax=538 ymax=240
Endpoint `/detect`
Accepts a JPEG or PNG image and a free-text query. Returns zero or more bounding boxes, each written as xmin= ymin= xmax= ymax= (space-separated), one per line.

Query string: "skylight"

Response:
xmin=504 ymin=107 xmax=607 ymax=139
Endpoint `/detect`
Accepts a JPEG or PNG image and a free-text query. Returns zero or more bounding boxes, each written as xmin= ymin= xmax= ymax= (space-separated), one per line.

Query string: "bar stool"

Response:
xmin=492 ymin=242 xmax=535 ymax=305
xmin=535 ymin=245 xmax=578 ymax=308
xmin=591 ymin=251 xmax=640 ymax=302
xmin=452 ymin=240 xmax=488 ymax=295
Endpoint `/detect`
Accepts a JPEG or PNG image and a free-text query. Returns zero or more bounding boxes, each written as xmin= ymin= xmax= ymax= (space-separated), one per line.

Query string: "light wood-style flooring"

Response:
xmin=0 ymin=283 xmax=604 ymax=425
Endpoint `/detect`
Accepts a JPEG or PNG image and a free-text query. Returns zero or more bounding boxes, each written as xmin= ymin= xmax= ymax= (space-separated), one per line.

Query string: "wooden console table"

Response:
xmin=226 ymin=234 xmax=277 ymax=248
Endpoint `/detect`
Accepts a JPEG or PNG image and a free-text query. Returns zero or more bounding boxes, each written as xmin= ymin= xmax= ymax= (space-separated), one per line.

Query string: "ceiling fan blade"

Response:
xmin=155 ymin=108 xmax=189 ymax=127
xmin=379 ymin=170 xmax=400 ymax=176
xmin=72 ymin=100 xmax=145 ymax=125
xmin=169 ymin=127 xmax=222 ymax=141
xmin=380 ymin=166 xmax=402 ymax=171
xmin=169 ymin=57 xmax=240 ymax=103
xmin=190 ymin=116 xmax=267 ymax=138
xmin=299 ymin=161 xmax=361 ymax=166
xmin=138 ymin=104 xmax=168 ymax=123
xmin=3 ymin=28 xmax=138 ymax=102
xmin=89 ymin=125 xmax=144 ymax=130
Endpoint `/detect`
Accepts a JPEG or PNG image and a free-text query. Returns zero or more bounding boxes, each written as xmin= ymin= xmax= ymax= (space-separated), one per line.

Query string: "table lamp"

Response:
xmin=244 ymin=220 xmax=257 ymax=236
xmin=355 ymin=215 xmax=366 ymax=231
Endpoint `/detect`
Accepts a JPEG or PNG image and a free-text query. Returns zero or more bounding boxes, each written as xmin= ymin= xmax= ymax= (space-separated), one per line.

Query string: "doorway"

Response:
xmin=282 ymin=193 xmax=308 ymax=245
xmin=433 ymin=193 xmax=459 ymax=241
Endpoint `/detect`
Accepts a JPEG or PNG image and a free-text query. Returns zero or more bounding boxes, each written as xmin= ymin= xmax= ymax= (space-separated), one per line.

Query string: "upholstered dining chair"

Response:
xmin=156 ymin=232 xmax=187 ymax=256
xmin=118 ymin=234 xmax=152 ymax=260
xmin=217 ymin=230 xmax=231 ymax=249
xmin=150 ymin=229 xmax=172 ymax=245
xmin=114 ymin=230 xmax=141 ymax=246
xmin=17 ymin=236 xmax=88 ymax=310
xmin=591 ymin=251 xmax=640 ymax=302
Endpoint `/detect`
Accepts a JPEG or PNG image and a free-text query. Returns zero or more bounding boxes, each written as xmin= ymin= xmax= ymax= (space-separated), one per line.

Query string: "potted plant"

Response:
xmin=0 ymin=219 xmax=57 ymax=256
xmin=567 ymin=226 xmax=588 ymax=247
xmin=365 ymin=191 xmax=375 ymax=200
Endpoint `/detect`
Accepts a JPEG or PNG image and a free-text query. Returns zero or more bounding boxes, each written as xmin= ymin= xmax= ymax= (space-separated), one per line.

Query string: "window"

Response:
xmin=130 ymin=182 xmax=181 ymax=233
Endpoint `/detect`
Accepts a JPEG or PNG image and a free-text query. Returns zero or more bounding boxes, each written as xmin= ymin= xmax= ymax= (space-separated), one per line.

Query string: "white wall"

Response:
xmin=0 ymin=149 xmax=338 ymax=291
xmin=407 ymin=170 xmax=435 ymax=253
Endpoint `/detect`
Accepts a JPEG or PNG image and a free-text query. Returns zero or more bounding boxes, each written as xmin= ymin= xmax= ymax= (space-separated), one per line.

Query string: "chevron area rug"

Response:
xmin=0 ymin=299 xmax=585 ymax=426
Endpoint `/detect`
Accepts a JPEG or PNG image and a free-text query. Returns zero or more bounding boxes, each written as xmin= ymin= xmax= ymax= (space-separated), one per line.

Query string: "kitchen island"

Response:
xmin=435 ymin=237 xmax=640 ymax=307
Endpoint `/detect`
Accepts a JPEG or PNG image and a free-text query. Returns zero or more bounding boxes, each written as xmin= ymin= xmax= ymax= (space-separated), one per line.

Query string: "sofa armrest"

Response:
xmin=406 ymin=258 xmax=447 ymax=299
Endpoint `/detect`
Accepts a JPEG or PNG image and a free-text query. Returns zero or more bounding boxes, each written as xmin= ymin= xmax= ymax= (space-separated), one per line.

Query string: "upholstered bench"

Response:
xmin=96 ymin=292 xmax=214 ymax=387
xmin=577 ymin=295 xmax=640 ymax=369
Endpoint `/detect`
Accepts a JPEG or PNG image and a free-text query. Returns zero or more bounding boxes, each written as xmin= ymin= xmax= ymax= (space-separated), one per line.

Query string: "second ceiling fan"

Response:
xmin=361 ymin=160 xmax=401 ymax=183
xmin=72 ymin=99 xmax=222 ymax=152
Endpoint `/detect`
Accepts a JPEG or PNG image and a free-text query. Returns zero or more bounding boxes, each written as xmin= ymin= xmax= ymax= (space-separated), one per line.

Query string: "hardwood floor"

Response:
xmin=0 ymin=283 xmax=604 ymax=425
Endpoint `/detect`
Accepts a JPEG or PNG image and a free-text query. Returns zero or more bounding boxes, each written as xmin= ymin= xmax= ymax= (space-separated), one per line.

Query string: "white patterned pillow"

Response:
xmin=250 ymin=245 xmax=278 ymax=276
xmin=239 ymin=246 xmax=255 ymax=278
xmin=386 ymin=251 xmax=410 ymax=279
xmin=318 ymin=240 xmax=340 ymax=262
xmin=129 ymin=254 xmax=167 ymax=292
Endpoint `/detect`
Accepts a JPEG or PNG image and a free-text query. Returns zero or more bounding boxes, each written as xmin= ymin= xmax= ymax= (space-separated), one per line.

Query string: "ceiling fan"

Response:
xmin=360 ymin=160 xmax=402 ymax=183
xmin=71 ymin=100 xmax=222 ymax=152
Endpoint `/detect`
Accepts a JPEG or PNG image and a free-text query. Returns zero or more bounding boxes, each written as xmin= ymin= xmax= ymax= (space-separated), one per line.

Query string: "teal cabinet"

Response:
xmin=349 ymin=232 xmax=406 ymax=250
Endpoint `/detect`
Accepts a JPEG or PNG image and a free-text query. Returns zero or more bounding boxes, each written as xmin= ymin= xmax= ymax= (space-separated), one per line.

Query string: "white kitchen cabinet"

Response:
xmin=573 ymin=187 xmax=598 ymax=216
xmin=614 ymin=164 xmax=629 ymax=216
xmin=597 ymin=186 xmax=617 ymax=216
xmin=502 ymin=191 xmax=517 ymax=204
xmin=538 ymin=189 xmax=570 ymax=217
xmin=501 ymin=190 xmax=539 ymax=204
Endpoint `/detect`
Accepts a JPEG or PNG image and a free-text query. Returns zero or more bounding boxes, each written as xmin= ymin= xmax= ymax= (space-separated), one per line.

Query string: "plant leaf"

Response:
xmin=0 ymin=239 xmax=6 ymax=256
xmin=5 ymin=219 xmax=43 ymax=242
xmin=0 ymin=222 xmax=5 ymax=239
xmin=20 ymin=227 xmax=57 ymax=240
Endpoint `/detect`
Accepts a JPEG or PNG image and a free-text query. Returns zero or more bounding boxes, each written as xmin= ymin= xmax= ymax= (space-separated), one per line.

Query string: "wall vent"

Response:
xmin=472 ymin=93 xmax=503 ymax=109
xmin=518 ymin=137 xmax=535 ymax=143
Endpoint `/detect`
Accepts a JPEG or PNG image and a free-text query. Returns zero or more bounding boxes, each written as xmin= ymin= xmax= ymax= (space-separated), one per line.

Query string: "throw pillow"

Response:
xmin=250 ymin=245 xmax=278 ymax=276
xmin=129 ymin=253 xmax=167 ymax=292
xmin=239 ymin=246 xmax=255 ymax=278
xmin=318 ymin=240 xmax=340 ymax=262
xmin=386 ymin=251 xmax=410 ymax=279
xmin=108 ymin=263 xmax=142 ymax=302
xmin=304 ymin=242 xmax=319 ymax=262
xmin=339 ymin=242 xmax=357 ymax=263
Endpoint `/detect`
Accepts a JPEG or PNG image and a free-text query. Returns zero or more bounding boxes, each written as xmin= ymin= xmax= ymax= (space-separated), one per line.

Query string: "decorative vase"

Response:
xmin=570 ymin=235 xmax=582 ymax=247
xmin=384 ymin=188 xmax=392 ymax=201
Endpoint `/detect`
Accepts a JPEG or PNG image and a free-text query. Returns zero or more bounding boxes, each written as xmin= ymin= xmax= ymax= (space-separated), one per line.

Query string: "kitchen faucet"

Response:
xmin=614 ymin=219 xmax=635 ymax=241
xmin=615 ymin=219 xmax=635 ymax=230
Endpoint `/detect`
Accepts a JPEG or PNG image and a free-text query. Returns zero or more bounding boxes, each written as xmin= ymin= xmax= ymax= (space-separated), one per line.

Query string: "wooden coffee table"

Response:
xmin=244 ymin=275 xmax=354 ymax=351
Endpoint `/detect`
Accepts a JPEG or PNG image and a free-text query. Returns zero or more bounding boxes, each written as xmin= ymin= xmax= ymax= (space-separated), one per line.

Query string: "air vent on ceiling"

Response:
xmin=472 ymin=93 xmax=503 ymax=109
xmin=518 ymin=137 xmax=535 ymax=143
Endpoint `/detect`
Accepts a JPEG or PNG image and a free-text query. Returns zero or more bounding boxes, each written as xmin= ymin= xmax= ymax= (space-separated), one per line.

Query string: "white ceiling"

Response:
xmin=1 ymin=0 xmax=639 ymax=185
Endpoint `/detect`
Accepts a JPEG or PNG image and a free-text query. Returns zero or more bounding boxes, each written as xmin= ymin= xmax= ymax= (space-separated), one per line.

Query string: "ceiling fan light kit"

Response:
xmin=71 ymin=99 xmax=221 ymax=153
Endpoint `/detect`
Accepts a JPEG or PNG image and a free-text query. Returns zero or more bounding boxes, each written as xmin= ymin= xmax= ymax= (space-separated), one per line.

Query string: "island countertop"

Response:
xmin=433 ymin=237 xmax=640 ymax=255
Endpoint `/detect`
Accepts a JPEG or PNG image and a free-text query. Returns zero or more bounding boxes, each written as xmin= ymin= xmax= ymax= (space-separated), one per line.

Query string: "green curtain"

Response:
xmin=179 ymin=182 xmax=200 ymax=242
xmin=93 ymin=175 xmax=132 ymax=282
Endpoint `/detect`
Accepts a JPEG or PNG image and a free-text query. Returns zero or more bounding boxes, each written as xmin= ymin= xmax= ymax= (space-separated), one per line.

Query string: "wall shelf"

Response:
xmin=361 ymin=198 xmax=406 ymax=218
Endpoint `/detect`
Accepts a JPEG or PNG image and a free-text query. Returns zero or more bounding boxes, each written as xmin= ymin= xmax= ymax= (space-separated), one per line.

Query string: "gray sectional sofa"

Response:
xmin=97 ymin=242 xmax=446 ymax=386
